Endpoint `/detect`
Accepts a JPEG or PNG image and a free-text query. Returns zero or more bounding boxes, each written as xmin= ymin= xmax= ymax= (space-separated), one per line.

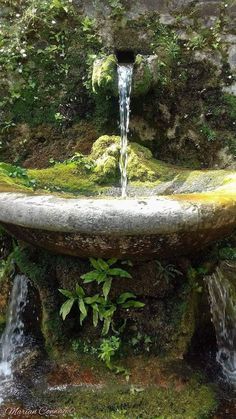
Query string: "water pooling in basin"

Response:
xmin=206 ymin=267 xmax=236 ymax=385
xmin=118 ymin=64 xmax=133 ymax=198
xmin=0 ymin=274 xmax=28 ymax=403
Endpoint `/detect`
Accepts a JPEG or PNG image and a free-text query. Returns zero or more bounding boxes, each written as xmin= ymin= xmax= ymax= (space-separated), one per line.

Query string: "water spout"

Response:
xmin=206 ymin=267 xmax=236 ymax=385
xmin=118 ymin=64 xmax=133 ymax=198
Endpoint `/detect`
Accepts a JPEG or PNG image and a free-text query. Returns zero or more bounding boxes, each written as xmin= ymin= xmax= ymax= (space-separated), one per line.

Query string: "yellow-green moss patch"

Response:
xmin=1 ymin=136 xmax=236 ymax=196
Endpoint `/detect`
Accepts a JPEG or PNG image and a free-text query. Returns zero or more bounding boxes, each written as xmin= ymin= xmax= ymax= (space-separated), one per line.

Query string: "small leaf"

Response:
xmin=80 ymin=310 xmax=87 ymax=326
xmin=97 ymin=272 xmax=107 ymax=283
xmin=58 ymin=288 xmax=74 ymax=299
xmin=59 ymin=299 xmax=75 ymax=320
xmin=117 ymin=292 xmax=137 ymax=305
xmin=81 ymin=271 xmax=100 ymax=283
xmin=78 ymin=298 xmax=87 ymax=316
xmin=122 ymin=301 xmax=145 ymax=309
xmin=84 ymin=294 xmax=100 ymax=305
xmin=103 ymin=278 xmax=112 ymax=300
xmin=108 ymin=268 xmax=132 ymax=278
xmin=92 ymin=306 xmax=99 ymax=327
xmin=102 ymin=305 xmax=116 ymax=318
xmin=102 ymin=318 xmax=111 ymax=336
xmin=76 ymin=284 xmax=85 ymax=297
xmin=107 ymin=258 xmax=117 ymax=266
xmin=90 ymin=258 xmax=102 ymax=270
xmin=97 ymin=258 xmax=109 ymax=270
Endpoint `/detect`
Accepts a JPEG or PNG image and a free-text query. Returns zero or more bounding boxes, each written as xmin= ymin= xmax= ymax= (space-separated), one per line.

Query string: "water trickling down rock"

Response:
xmin=206 ymin=267 xmax=236 ymax=385
xmin=0 ymin=274 xmax=28 ymax=402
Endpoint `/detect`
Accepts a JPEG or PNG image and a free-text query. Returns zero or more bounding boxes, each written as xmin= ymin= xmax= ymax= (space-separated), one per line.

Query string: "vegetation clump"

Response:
xmin=59 ymin=257 xmax=144 ymax=336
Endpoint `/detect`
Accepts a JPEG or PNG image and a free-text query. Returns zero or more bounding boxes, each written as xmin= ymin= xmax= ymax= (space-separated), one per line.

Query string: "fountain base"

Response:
xmin=0 ymin=192 xmax=236 ymax=259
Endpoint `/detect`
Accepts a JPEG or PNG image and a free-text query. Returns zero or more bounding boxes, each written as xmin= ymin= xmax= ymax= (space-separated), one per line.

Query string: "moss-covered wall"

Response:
xmin=0 ymin=0 xmax=235 ymax=170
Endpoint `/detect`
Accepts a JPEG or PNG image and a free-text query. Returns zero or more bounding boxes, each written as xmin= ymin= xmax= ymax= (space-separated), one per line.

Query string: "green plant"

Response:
xmin=130 ymin=332 xmax=153 ymax=353
xmin=107 ymin=0 xmax=125 ymax=17
xmin=187 ymin=35 xmax=207 ymax=50
xmin=59 ymin=284 xmax=144 ymax=335
xmin=200 ymin=124 xmax=216 ymax=142
xmin=0 ymin=120 xmax=16 ymax=133
xmin=81 ymin=258 xmax=132 ymax=300
xmin=54 ymin=112 xmax=66 ymax=123
xmin=219 ymin=247 xmax=236 ymax=261
xmin=72 ymin=339 xmax=99 ymax=355
xmin=59 ymin=258 xmax=144 ymax=336
xmin=8 ymin=165 xmax=37 ymax=188
xmin=0 ymin=0 xmax=101 ymax=127
xmin=98 ymin=336 xmax=128 ymax=374
xmin=155 ymin=261 xmax=182 ymax=284
xmin=9 ymin=166 xmax=28 ymax=179
xmin=98 ymin=336 xmax=121 ymax=369
xmin=66 ymin=153 xmax=95 ymax=172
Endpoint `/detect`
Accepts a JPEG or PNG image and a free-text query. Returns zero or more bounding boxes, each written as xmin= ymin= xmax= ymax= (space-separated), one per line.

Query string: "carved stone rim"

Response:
xmin=0 ymin=192 xmax=236 ymax=236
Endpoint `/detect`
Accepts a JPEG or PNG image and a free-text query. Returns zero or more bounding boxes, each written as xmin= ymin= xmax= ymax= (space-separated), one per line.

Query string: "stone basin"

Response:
xmin=0 ymin=185 xmax=236 ymax=260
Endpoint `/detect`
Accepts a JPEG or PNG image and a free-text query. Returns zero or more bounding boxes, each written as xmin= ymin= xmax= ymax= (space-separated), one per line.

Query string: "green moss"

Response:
xmin=91 ymin=135 xmax=120 ymax=160
xmin=0 ymin=162 xmax=32 ymax=192
xmin=12 ymin=246 xmax=65 ymax=353
xmin=133 ymin=55 xmax=153 ymax=96
xmin=1 ymin=136 xmax=236 ymax=195
xmin=224 ymin=94 xmax=236 ymax=121
xmin=170 ymin=285 xmax=199 ymax=358
xmin=45 ymin=380 xmax=217 ymax=419
xmin=29 ymin=162 xmax=101 ymax=194
xmin=0 ymin=2 xmax=102 ymax=127
xmin=92 ymin=55 xmax=118 ymax=96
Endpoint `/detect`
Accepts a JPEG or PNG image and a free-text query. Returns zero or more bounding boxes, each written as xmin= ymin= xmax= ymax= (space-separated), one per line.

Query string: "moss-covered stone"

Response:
xmin=12 ymin=246 xmax=65 ymax=355
xmin=0 ymin=163 xmax=32 ymax=192
xmin=1 ymin=135 xmax=236 ymax=195
xmin=92 ymin=55 xmax=118 ymax=96
xmin=42 ymin=356 xmax=217 ymax=419
xmin=132 ymin=54 xmax=154 ymax=96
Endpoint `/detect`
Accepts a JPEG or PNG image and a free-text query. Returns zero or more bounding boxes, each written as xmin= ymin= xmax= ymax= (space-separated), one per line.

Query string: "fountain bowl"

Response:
xmin=0 ymin=191 xmax=236 ymax=260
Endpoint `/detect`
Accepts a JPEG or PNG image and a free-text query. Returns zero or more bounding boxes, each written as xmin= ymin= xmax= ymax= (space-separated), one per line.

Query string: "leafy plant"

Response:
xmin=130 ymin=332 xmax=153 ymax=353
xmin=59 ymin=286 xmax=144 ymax=335
xmin=98 ymin=336 xmax=121 ymax=369
xmin=54 ymin=112 xmax=66 ymax=123
xmin=9 ymin=166 xmax=28 ymax=179
xmin=66 ymin=153 xmax=95 ymax=172
xmin=98 ymin=336 xmax=128 ymax=374
xmin=187 ymin=34 xmax=207 ymax=51
xmin=155 ymin=261 xmax=182 ymax=284
xmin=8 ymin=165 xmax=37 ymax=188
xmin=59 ymin=258 xmax=145 ymax=336
xmin=72 ymin=339 xmax=99 ymax=355
xmin=81 ymin=258 xmax=132 ymax=300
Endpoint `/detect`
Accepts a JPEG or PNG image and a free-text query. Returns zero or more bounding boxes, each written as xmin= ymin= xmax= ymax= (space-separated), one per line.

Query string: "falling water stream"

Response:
xmin=118 ymin=64 xmax=133 ymax=198
xmin=206 ymin=267 xmax=236 ymax=385
xmin=0 ymin=274 xmax=29 ymax=403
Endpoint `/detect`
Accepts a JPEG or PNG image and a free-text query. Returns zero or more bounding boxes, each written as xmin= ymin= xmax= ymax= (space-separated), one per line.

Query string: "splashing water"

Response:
xmin=118 ymin=64 xmax=133 ymax=198
xmin=206 ymin=267 xmax=236 ymax=385
xmin=0 ymin=275 xmax=28 ymax=382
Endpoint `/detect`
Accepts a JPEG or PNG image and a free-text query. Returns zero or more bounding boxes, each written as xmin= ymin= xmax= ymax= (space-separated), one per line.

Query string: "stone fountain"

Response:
xmin=0 ymin=52 xmax=236 ymax=260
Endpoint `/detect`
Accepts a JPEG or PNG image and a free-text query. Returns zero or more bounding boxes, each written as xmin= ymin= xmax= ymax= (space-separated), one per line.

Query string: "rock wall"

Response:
xmin=1 ymin=0 xmax=235 ymax=170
